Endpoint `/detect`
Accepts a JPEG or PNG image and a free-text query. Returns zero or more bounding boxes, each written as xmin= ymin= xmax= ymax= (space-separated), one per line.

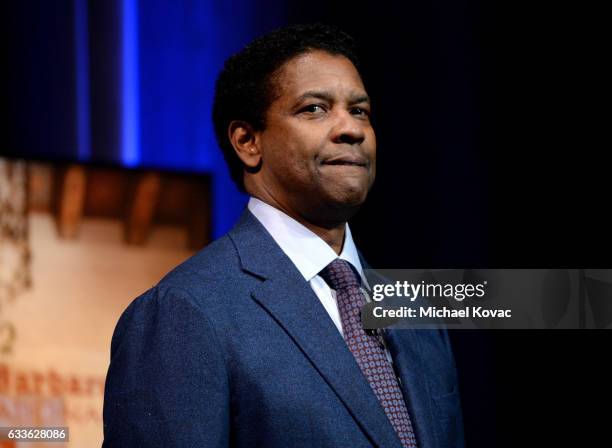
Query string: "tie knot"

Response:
xmin=319 ymin=259 xmax=361 ymax=291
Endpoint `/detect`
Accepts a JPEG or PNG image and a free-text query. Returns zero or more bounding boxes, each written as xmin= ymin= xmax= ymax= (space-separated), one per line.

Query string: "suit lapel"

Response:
xmin=229 ymin=210 xmax=403 ymax=448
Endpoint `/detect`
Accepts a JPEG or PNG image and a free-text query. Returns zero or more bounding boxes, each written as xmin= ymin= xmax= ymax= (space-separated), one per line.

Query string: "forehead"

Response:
xmin=272 ymin=51 xmax=367 ymax=101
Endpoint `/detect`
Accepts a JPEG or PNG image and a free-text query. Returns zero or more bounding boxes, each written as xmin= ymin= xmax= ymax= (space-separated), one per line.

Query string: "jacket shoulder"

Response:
xmin=158 ymin=234 xmax=242 ymax=291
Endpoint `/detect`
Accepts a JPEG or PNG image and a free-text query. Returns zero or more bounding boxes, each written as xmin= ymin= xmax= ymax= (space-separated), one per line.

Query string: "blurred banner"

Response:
xmin=0 ymin=158 xmax=196 ymax=446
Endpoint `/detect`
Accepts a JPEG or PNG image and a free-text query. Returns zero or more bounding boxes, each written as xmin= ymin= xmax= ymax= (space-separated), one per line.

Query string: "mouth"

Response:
xmin=321 ymin=156 xmax=368 ymax=168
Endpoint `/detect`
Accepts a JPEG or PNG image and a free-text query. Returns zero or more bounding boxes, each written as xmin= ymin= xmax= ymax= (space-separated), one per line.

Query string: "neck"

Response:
xmin=250 ymin=190 xmax=347 ymax=255
xmin=300 ymin=220 xmax=346 ymax=255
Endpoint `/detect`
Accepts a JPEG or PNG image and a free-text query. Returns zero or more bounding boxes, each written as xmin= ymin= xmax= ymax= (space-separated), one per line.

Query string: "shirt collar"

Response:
xmin=247 ymin=197 xmax=366 ymax=284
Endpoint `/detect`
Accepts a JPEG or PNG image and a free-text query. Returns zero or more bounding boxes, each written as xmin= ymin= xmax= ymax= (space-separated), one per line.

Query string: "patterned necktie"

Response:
xmin=320 ymin=259 xmax=418 ymax=448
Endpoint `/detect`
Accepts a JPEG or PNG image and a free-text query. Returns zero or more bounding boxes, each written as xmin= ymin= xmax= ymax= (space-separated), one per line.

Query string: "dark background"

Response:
xmin=315 ymin=2 xmax=607 ymax=447
xmin=5 ymin=1 xmax=609 ymax=446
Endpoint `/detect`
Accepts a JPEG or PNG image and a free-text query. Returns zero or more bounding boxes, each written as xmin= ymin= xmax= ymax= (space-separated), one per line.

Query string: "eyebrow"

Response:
xmin=295 ymin=90 xmax=370 ymax=105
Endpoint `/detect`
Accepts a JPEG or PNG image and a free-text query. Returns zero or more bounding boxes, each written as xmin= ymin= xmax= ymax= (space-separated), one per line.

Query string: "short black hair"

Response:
xmin=212 ymin=23 xmax=362 ymax=192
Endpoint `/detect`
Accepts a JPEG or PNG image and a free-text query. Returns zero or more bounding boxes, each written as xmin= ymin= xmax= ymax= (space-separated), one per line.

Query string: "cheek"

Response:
xmin=273 ymin=137 xmax=320 ymax=175
xmin=260 ymin=121 xmax=326 ymax=183
xmin=264 ymin=141 xmax=315 ymax=186
xmin=367 ymin=129 xmax=377 ymax=157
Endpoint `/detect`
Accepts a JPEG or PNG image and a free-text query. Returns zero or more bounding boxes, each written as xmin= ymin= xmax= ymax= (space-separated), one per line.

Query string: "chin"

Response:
xmin=334 ymin=183 xmax=370 ymax=205
xmin=302 ymin=181 xmax=372 ymax=223
xmin=322 ymin=189 xmax=369 ymax=219
xmin=336 ymin=191 xmax=367 ymax=207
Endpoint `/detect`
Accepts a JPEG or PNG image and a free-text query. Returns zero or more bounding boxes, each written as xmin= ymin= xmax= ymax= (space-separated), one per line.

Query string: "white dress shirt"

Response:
xmin=248 ymin=197 xmax=368 ymax=336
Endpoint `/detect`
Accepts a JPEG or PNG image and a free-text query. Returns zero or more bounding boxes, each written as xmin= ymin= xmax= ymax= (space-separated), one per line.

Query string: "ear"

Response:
xmin=228 ymin=120 xmax=261 ymax=169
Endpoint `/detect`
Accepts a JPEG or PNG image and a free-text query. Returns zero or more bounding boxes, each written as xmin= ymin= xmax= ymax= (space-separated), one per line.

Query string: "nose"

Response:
xmin=330 ymin=110 xmax=366 ymax=145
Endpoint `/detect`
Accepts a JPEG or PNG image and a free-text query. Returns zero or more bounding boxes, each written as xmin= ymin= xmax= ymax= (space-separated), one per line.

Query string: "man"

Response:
xmin=103 ymin=24 xmax=464 ymax=448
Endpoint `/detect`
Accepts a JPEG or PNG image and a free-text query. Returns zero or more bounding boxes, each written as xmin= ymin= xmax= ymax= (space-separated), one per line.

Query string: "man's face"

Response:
xmin=255 ymin=50 xmax=376 ymax=225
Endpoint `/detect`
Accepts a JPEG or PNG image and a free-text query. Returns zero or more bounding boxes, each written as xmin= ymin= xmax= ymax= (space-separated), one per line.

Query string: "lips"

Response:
xmin=322 ymin=155 xmax=368 ymax=167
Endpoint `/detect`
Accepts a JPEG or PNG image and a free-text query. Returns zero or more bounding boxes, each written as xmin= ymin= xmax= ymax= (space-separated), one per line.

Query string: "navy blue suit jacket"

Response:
xmin=103 ymin=210 xmax=464 ymax=447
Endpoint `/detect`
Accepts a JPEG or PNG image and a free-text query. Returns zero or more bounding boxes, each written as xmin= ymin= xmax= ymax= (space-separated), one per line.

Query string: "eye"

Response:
xmin=351 ymin=107 xmax=370 ymax=117
xmin=300 ymin=104 xmax=326 ymax=114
